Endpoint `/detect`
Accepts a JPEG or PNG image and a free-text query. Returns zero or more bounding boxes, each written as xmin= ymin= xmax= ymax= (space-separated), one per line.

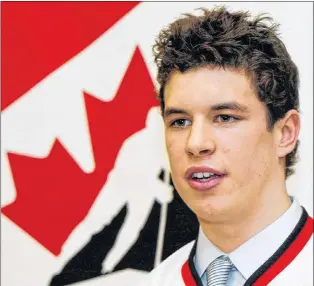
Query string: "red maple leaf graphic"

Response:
xmin=1 ymin=2 xmax=139 ymax=110
xmin=1 ymin=47 xmax=158 ymax=256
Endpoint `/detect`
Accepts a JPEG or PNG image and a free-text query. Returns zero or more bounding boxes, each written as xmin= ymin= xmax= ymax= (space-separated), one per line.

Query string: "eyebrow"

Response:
xmin=210 ymin=102 xmax=249 ymax=112
xmin=163 ymin=108 xmax=189 ymax=118
xmin=164 ymin=102 xmax=249 ymax=118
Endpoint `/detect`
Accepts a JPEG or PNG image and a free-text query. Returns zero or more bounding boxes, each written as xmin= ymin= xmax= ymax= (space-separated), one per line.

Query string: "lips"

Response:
xmin=185 ymin=166 xmax=226 ymax=191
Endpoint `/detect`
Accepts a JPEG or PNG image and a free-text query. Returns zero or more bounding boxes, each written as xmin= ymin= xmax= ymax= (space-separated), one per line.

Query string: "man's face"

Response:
xmin=163 ymin=67 xmax=281 ymax=223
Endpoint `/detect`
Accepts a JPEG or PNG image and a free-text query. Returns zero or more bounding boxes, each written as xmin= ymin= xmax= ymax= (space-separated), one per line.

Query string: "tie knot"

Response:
xmin=218 ymin=255 xmax=231 ymax=262
xmin=206 ymin=255 xmax=233 ymax=286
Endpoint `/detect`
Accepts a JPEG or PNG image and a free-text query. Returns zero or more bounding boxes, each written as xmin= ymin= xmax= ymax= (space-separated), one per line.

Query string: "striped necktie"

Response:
xmin=206 ymin=255 xmax=233 ymax=286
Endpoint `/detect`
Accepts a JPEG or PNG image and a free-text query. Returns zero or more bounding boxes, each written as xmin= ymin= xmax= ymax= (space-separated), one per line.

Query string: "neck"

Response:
xmin=198 ymin=182 xmax=291 ymax=253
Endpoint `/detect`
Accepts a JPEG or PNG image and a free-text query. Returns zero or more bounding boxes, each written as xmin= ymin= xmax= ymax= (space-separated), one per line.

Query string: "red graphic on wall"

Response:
xmin=1 ymin=47 xmax=158 ymax=256
xmin=1 ymin=2 xmax=139 ymax=110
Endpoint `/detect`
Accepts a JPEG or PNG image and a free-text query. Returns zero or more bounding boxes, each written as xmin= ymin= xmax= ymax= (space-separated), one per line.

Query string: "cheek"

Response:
xmin=220 ymin=130 xmax=275 ymax=179
xmin=165 ymin=132 xmax=188 ymax=186
xmin=166 ymin=134 xmax=184 ymax=167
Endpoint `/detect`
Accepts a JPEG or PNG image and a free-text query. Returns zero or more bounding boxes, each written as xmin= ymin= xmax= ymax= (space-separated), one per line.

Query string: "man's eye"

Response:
xmin=215 ymin=115 xmax=239 ymax=123
xmin=170 ymin=119 xmax=191 ymax=128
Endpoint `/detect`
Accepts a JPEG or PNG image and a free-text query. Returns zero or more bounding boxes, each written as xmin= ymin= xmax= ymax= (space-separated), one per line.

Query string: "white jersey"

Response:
xmin=139 ymin=208 xmax=313 ymax=286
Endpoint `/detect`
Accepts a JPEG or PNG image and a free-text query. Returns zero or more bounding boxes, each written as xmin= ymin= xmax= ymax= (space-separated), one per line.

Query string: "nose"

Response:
xmin=186 ymin=119 xmax=215 ymax=157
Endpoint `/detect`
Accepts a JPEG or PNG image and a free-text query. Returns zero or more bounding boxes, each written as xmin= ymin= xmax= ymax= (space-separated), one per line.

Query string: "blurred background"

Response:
xmin=1 ymin=2 xmax=313 ymax=286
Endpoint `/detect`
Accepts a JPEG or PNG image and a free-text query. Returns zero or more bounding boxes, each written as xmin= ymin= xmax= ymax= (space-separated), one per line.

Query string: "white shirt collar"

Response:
xmin=194 ymin=197 xmax=303 ymax=280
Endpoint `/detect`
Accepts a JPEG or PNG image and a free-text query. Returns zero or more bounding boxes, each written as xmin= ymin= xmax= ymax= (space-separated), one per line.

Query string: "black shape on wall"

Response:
xmin=50 ymin=205 xmax=128 ymax=286
xmin=162 ymin=187 xmax=199 ymax=261
xmin=50 ymin=169 xmax=199 ymax=286
xmin=113 ymin=200 xmax=160 ymax=272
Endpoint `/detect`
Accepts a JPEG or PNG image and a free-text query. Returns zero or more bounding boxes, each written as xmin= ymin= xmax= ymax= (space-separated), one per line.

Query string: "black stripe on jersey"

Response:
xmin=185 ymin=206 xmax=310 ymax=286
xmin=187 ymin=241 xmax=203 ymax=286
xmin=244 ymin=207 xmax=309 ymax=285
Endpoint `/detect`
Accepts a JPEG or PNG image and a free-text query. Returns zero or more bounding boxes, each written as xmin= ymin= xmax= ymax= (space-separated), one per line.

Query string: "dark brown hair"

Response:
xmin=152 ymin=6 xmax=300 ymax=178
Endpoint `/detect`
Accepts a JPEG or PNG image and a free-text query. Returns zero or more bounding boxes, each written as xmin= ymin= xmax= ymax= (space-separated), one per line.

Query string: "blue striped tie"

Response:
xmin=206 ymin=255 xmax=233 ymax=286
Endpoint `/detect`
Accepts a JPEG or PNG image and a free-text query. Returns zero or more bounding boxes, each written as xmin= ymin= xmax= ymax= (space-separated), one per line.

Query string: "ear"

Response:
xmin=276 ymin=110 xmax=300 ymax=158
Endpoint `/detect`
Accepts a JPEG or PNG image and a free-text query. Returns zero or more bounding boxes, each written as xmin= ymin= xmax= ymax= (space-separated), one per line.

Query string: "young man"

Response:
xmin=140 ymin=7 xmax=313 ymax=286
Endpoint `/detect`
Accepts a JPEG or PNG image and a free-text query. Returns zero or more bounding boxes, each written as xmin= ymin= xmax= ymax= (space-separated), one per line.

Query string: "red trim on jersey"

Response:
xmin=182 ymin=216 xmax=313 ymax=286
xmin=254 ymin=216 xmax=314 ymax=286
xmin=181 ymin=260 xmax=197 ymax=286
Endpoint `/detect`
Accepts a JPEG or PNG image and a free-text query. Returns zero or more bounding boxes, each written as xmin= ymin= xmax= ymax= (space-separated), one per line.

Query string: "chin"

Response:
xmin=175 ymin=179 xmax=233 ymax=214
xmin=189 ymin=194 xmax=237 ymax=222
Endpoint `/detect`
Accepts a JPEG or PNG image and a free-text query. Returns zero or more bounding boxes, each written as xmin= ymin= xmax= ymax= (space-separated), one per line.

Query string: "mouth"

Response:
xmin=185 ymin=166 xmax=226 ymax=191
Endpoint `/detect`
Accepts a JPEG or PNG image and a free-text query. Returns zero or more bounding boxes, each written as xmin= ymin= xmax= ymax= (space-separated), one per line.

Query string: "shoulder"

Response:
xmin=270 ymin=232 xmax=313 ymax=286
xmin=137 ymin=241 xmax=195 ymax=286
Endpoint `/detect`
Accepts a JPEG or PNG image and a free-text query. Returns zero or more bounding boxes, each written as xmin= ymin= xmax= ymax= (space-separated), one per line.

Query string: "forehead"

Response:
xmin=164 ymin=67 xmax=259 ymax=110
